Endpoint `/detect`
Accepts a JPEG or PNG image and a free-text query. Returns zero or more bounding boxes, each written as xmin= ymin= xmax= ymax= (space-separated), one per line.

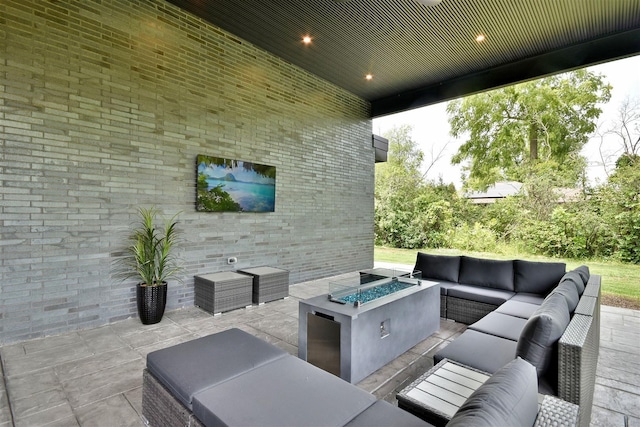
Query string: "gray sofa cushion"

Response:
xmin=434 ymin=329 xmax=517 ymax=374
xmin=344 ymin=400 xmax=432 ymax=427
xmin=192 ymin=356 xmax=376 ymax=427
xmin=510 ymin=292 xmax=545 ymax=305
xmin=447 ymin=358 xmax=539 ymax=427
xmin=414 ymin=253 xmax=461 ymax=283
xmin=146 ymin=328 xmax=288 ymax=409
xmin=514 ymin=260 xmax=566 ymax=294
xmin=561 ymin=270 xmax=586 ymax=296
xmin=495 ymin=300 xmax=540 ymax=319
xmin=516 ymin=293 xmax=570 ymax=381
xmin=447 ymin=285 xmax=515 ymax=306
xmin=437 ymin=280 xmax=458 ymax=296
xmin=574 ymin=265 xmax=590 ymax=285
xmin=458 ymin=256 xmax=514 ymax=291
xmin=468 ymin=312 xmax=528 ymax=341
xmin=551 ymin=281 xmax=580 ymax=312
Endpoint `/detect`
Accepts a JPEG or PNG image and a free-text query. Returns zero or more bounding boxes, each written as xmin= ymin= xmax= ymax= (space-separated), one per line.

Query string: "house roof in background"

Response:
xmin=166 ymin=0 xmax=640 ymax=117
xmin=466 ymin=181 xmax=523 ymax=203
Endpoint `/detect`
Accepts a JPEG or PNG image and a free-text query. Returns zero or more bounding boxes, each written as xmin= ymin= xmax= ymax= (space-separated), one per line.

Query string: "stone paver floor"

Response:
xmin=0 ymin=268 xmax=638 ymax=426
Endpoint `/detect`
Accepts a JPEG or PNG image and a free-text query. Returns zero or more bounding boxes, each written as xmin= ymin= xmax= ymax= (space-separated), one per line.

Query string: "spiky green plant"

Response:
xmin=118 ymin=207 xmax=183 ymax=286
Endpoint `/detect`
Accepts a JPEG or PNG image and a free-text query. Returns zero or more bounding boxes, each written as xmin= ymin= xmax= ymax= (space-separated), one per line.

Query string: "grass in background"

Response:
xmin=375 ymin=246 xmax=640 ymax=309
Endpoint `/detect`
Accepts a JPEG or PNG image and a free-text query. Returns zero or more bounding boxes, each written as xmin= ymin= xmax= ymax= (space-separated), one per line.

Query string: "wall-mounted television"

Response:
xmin=196 ymin=155 xmax=276 ymax=212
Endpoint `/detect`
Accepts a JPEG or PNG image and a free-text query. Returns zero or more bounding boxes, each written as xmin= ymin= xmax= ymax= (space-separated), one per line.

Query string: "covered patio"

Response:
xmin=0 ymin=264 xmax=638 ymax=426
xmin=1 ymin=0 xmax=640 ymax=425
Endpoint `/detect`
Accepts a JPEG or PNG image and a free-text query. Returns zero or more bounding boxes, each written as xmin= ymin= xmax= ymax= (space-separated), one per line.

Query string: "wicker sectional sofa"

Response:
xmin=413 ymin=253 xmax=600 ymax=427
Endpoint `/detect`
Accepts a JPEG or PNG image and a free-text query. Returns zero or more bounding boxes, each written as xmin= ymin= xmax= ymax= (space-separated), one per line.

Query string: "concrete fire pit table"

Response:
xmin=298 ymin=274 xmax=440 ymax=384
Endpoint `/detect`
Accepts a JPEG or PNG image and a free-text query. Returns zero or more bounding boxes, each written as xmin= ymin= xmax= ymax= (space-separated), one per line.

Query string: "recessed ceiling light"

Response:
xmin=475 ymin=34 xmax=486 ymax=43
xmin=365 ymin=74 xmax=373 ymax=81
xmin=302 ymin=35 xmax=312 ymax=44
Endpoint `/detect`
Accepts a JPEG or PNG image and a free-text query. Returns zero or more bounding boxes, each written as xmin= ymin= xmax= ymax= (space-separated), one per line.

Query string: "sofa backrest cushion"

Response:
xmin=447 ymin=357 xmax=539 ymax=427
xmin=516 ymin=293 xmax=570 ymax=380
xmin=574 ymin=265 xmax=590 ymax=285
xmin=560 ymin=270 xmax=586 ymax=296
xmin=458 ymin=256 xmax=514 ymax=291
xmin=513 ymin=260 xmax=566 ymax=294
xmin=414 ymin=252 xmax=461 ymax=283
xmin=551 ymin=281 xmax=580 ymax=312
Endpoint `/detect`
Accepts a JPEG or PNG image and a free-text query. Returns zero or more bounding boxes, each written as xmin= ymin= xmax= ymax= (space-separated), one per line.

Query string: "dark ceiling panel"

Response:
xmin=166 ymin=0 xmax=640 ymax=116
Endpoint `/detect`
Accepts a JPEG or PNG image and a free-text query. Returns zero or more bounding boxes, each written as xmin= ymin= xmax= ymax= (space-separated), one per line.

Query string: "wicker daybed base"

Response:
xmin=142 ymin=369 xmax=205 ymax=427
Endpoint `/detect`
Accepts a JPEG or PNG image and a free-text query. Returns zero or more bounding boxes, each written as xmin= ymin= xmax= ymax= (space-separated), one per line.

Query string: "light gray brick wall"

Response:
xmin=0 ymin=0 xmax=374 ymax=344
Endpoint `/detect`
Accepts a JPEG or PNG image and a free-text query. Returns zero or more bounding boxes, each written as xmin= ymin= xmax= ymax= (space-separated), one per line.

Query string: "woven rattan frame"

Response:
xmin=534 ymin=395 xmax=579 ymax=427
xmin=142 ymin=369 xmax=204 ymax=427
xmin=446 ymin=296 xmax=498 ymax=324
xmin=194 ymin=273 xmax=252 ymax=314
xmin=440 ymin=295 xmax=446 ymax=318
xmin=558 ymin=313 xmax=598 ymax=427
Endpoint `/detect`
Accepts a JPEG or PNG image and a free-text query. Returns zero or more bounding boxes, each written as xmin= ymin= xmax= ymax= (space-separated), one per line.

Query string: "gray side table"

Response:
xmin=194 ymin=272 xmax=253 ymax=314
xmin=396 ymin=358 xmax=490 ymax=426
xmin=237 ymin=266 xmax=289 ymax=304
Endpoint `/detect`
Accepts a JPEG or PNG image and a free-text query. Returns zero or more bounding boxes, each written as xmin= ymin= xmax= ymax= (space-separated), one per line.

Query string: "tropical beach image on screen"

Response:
xmin=196 ymin=155 xmax=276 ymax=212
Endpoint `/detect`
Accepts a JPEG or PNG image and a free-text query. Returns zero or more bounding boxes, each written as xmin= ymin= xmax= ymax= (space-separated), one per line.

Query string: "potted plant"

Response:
xmin=117 ymin=207 xmax=183 ymax=325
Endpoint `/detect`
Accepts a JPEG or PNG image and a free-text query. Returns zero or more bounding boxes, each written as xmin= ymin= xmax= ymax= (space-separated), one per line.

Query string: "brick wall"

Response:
xmin=0 ymin=0 xmax=374 ymax=344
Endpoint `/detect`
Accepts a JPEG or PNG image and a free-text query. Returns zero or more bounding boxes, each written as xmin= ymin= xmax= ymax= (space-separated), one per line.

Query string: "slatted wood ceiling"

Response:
xmin=166 ymin=0 xmax=640 ymax=116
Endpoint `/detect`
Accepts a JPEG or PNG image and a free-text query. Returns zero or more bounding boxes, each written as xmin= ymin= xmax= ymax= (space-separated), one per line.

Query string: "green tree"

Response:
xmin=597 ymin=158 xmax=640 ymax=263
xmin=375 ymin=125 xmax=424 ymax=247
xmin=375 ymin=126 xmax=464 ymax=249
xmin=447 ymin=69 xmax=611 ymax=190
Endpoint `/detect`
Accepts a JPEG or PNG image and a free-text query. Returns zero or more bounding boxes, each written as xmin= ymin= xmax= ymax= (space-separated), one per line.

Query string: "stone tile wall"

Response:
xmin=0 ymin=0 xmax=374 ymax=343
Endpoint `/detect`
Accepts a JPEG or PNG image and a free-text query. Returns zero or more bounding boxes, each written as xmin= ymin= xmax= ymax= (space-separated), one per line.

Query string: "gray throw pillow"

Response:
xmin=516 ymin=293 xmax=570 ymax=378
xmin=560 ymin=270 xmax=585 ymax=296
xmin=447 ymin=357 xmax=539 ymax=427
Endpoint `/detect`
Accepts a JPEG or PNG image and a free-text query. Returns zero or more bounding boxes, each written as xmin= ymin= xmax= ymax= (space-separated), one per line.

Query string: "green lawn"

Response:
xmin=374 ymin=246 xmax=640 ymax=306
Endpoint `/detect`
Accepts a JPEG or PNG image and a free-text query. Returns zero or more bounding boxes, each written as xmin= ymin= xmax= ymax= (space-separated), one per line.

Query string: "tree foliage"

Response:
xmin=375 ymin=77 xmax=640 ymax=264
xmin=447 ymin=70 xmax=611 ymax=190
xmin=610 ymin=97 xmax=640 ymax=157
xmin=375 ymin=125 xmax=462 ymax=249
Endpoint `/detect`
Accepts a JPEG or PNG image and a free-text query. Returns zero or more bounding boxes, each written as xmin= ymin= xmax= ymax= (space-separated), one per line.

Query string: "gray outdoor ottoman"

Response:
xmin=237 ymin=266 xmax=289 ymax=304
xmin=194 ymin=271 xmax=253 ymax=314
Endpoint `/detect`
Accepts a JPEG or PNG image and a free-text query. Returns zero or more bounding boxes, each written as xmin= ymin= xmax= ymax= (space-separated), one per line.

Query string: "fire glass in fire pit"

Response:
xmin=329 ymin=270 xmax=422 ymax=307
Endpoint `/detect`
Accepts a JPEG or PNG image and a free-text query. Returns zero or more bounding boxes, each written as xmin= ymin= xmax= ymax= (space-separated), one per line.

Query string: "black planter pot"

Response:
xmin=137 ymin=282 xmax=167 ymax=325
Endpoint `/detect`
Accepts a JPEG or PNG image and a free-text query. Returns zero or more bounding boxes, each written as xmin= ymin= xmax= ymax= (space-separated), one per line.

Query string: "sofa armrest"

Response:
xmin=558 ymin=313 xmax=598 ymax=427
xmin=534 ymin=395 xmax=579 ymax=427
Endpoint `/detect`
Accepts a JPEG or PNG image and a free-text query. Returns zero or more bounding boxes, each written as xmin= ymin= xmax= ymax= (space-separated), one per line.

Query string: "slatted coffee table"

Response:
xmin=396 ymin=358 xmax=490 ymax=426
